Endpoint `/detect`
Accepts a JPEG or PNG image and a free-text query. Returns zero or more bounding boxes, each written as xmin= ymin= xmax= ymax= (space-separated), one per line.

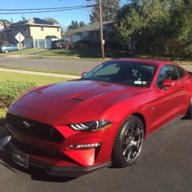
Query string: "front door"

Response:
xmin=148 ymin=64 xmax=185 ymax=131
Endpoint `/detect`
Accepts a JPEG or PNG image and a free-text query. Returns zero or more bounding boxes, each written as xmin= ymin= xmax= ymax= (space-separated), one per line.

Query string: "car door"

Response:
xmin=175 ymin=65 xmax=190 ymax=110
xmin=148 ymin=64 xmax=186 ymax=131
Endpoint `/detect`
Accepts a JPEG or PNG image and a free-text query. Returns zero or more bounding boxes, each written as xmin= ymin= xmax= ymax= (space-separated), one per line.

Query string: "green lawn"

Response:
xmin=3 ymin=48 xmax=103 ymax=60
xmin=5 ymin=48 xmax=47 ymax=56
xmin=2 ymin=48 xmax=192 ymax=65
xmin=0 ymin=71 xmax=70 ymax=86
xmin=0 ymin=108 xmax=7 ymax=119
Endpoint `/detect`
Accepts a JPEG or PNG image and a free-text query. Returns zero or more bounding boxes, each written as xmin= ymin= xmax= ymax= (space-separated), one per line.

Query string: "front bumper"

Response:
xmin=4 ymin=107 xmax=120 ymax=177
xmin=1 ymin=136 xmax=111 ymax=177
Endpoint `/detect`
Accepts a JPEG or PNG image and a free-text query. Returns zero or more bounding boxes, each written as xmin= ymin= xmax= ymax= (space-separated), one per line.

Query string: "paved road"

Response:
xmin=0 ymin=57 xmax=101 ymax=74
xmin=0 ymin=119 xmax=192 ymax=192
xmin=0 ymin=56 xmax=192 ymax=75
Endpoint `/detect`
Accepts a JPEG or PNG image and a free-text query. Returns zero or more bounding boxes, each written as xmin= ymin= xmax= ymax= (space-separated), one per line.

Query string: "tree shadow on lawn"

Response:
xmin=50 ymin=48 xmax=134 ymax=59
xmin=50 ymin=48 xmax=102 ymax=58
xmin=50 ymin=48 xmax=192 ymax=61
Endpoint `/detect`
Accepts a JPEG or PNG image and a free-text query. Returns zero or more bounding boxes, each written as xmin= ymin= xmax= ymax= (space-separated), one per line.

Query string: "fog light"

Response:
xmin=70 ymin=143 xmax=101 ymax=149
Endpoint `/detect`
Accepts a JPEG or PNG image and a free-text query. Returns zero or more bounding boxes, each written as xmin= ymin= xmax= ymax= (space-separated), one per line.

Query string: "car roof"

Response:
xmin=112 ymin=58 xmax=175 ymax=66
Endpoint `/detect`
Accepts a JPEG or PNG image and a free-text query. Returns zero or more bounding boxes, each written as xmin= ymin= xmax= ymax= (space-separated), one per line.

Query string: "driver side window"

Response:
xmin=156 ymin=65 xmax=178 ymax=86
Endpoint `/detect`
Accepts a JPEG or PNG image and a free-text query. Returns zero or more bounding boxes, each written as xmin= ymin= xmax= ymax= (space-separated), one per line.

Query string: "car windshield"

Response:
xmin=82 ymin=61 xmax=157 ymax=87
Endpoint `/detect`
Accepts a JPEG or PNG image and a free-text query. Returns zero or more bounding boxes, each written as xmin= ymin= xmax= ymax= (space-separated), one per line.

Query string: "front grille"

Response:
xmin=6 ymin=113 xmax=64 ymax=143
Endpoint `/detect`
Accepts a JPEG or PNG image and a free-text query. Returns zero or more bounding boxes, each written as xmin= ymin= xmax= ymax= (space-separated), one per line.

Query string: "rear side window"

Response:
xmin=177 ymin=66 xmax=185 ymax=78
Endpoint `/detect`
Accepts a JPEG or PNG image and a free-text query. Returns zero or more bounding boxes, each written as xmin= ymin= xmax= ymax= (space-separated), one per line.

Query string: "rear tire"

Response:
xmin=112 ymin=116 xmax=144 ymax=168
xmin=186 ymin=98 xmax=192 ymax=119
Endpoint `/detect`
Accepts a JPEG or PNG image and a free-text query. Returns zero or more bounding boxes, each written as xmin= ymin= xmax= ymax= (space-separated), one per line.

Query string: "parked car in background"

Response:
xmin=2 ymin=58 xmax=192 ymax=177
xmin=0 ymin=44 xmax=18 ymax=53
xmin=0 ymin=40 xmax=9 ymax=46
xmin=51 ymin=39 xmax=71 ymax=50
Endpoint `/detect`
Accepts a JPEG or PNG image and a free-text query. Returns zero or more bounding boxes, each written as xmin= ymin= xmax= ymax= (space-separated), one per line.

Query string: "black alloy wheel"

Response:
xmin=112 ymin=115 xmax=144 ymax=167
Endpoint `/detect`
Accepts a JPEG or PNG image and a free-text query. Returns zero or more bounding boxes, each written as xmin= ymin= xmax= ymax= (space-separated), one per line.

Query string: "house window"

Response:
xmin=57 ymin=28 xmax=60 ymax=32
xmin=41 ymin=27 xmax=44 ymax=31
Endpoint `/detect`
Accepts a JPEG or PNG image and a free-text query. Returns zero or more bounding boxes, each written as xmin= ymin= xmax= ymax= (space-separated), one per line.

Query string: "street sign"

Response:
xmin=15 ymin=32 xmax=25 ymax=43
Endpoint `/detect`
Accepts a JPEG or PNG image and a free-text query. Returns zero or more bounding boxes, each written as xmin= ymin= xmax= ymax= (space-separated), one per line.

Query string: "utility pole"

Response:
xmin=99 ymin=0 xmax=105 ymax=59
xmin=87 ymin=0 xmax=105 ymax=59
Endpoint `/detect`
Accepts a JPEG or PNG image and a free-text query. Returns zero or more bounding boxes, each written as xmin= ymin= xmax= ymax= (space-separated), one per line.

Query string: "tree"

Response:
xmin=90 ymin=0 xmax=120 ymax=23
xmin=68 ymin=21 xmax=79 ymax=30
xmin=175 ymin=0 xmax=192 ymax=55
xmin=67 ymin=21 xmax=86 ymax=30
xmin=79 ymin=21 xmax=86 ymax=28
xmin=45 ymin=17 xmax=60 ymax=24
xmin=115 ymin=0 xmax=192 ymax=56
xmin=115 ymin=2 xmax=147 ymax=51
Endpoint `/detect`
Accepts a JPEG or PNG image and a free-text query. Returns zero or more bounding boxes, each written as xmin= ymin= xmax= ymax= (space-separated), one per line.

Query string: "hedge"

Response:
xmin=0 ymin=80 xmax=36 ymax=108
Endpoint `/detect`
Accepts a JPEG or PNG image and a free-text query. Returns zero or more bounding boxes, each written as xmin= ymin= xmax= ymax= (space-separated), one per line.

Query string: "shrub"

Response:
xmin=0 ymin=80 xmax=36 ymax=108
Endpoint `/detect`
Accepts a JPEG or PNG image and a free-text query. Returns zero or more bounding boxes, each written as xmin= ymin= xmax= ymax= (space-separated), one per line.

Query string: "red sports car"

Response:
xmin=2 ymin=58 xmax=192 ymax=177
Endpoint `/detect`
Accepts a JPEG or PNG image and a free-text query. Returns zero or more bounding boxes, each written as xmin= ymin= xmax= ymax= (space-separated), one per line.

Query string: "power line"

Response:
xmin=0 ymin=4 xmax=97 ymax=14
xmin=0 ymin=5 xmax=96 ymax=11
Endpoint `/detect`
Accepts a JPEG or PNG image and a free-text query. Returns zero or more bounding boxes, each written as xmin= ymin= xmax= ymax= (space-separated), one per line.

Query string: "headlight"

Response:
xmin=69 ymin=120 xmax=112 ymax=131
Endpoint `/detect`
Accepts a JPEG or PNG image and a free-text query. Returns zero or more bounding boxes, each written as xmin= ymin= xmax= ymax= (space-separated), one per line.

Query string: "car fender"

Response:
xmin=98 ymin=94 xmax=150 ymax=138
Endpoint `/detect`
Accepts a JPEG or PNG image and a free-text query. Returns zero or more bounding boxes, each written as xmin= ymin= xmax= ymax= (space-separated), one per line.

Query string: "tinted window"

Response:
xmin=83 ymin=61 xmax=157 ymax=87
xmin=157 ymin=65 xmax=178 ymax=86
xmin=88 ymin=63 xmax=120 ymax=76
xmin=177 ymin=66 xmax=185 ymax=78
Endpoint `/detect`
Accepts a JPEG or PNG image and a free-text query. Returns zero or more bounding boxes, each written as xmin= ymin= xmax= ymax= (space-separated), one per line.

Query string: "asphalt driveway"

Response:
xmin=0 ymin=119 xmax=192 ymax=192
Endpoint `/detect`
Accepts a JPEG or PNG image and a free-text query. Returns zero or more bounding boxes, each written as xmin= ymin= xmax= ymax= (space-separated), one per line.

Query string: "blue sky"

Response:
xmin=0 ymin=0 xmax=129 ymax=28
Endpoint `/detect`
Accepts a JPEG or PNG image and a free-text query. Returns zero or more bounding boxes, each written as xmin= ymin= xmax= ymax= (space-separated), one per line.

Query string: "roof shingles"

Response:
xmin=11 ymin=18 xmax=60 ymax=27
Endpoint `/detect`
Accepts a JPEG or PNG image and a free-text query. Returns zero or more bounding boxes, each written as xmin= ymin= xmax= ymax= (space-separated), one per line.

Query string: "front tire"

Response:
xmin=112 ymin=116 xmax=144 ymax=167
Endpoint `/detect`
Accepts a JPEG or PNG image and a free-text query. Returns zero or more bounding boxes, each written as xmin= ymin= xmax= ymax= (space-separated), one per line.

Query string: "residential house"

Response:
xmin=5 ymin=18 xmax=61 ymax=48
xmin=0 ymin=19 xmax=10 ymax=31
xmin=65 ymin=21 xmax=114 ymax=47
xmin=0 ymin=19 xmax=11 ymax=44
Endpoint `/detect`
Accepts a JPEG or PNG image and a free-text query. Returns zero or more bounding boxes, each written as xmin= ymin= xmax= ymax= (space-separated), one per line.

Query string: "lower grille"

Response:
xmin=10 ymin=138 xmax=69 ymax=160
xmin=6 ymin=113 xmax=64 ymax=143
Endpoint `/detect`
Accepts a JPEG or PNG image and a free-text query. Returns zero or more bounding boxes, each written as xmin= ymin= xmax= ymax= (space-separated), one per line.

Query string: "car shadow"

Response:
xmin=29 ymin=166 xmax=76 ymax=182
xmin=0 ymin=118 xmax=5 ymax=128
xmin=0 ymin=151 xmax=77 ymax=182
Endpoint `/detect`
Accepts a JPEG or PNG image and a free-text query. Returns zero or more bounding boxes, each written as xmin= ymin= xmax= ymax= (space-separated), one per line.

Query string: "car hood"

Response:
xmin=10 ymin=80 xmax=147 ymax=123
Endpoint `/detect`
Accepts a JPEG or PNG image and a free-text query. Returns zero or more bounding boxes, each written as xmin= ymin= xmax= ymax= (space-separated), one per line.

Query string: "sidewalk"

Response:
xmin=0 ymin=68 xmax=80 ymax=79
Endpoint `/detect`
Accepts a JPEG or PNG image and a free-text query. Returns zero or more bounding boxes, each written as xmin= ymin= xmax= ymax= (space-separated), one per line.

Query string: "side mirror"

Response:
xmin=162 ymin=80 xmax=176 ymax=87
xmin=81 ymin=72 xmax=87 ymax=78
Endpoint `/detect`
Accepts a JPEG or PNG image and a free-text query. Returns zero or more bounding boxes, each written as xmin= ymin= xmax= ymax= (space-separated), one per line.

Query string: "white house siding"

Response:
xmin=71 ymin=34 xmax=81 ymax=43
xmin=32 ymin=39 xmax=52 ymax=48
xmin=24 ymin=38 xmax=33 ymax=48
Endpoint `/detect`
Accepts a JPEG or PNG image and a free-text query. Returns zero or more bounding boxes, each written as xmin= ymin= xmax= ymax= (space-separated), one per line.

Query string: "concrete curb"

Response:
xmin=0 ymin=68 xmax=80 ymax=79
